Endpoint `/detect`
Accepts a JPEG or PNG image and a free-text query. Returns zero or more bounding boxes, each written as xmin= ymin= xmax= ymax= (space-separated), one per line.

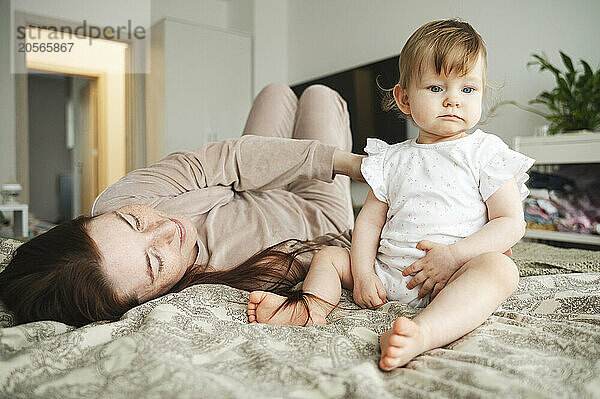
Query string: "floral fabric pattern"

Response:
xmin=1 ymin=237 xmax=599 ymax=398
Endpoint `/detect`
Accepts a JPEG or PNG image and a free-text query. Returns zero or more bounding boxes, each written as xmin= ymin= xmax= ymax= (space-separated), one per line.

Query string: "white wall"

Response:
xmin=287 ymin=0 xmax=600 ymax=143
xmin=12 ymin=0 xmax=151 ymax=28
xmin=226 ymin=0 xmax=288 ymax=97
xmin=151 ymin=0 xmax=228 ymax=28
xmin=0 ymin=0 xmax=16 ymax=187
xmin=6 ymin=0 xmax=597 ymax=191
xmin=251 ymin=0 xmax=288 ymax=97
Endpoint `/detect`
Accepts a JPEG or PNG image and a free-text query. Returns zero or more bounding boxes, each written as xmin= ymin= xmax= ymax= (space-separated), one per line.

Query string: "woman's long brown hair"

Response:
xmin=168 ymin=233 xmax=347 ymax=296
xmin=0 ymin=216 xmax=347 ymax=327
xmin=0 ymin=216 xmax=138 ymax=327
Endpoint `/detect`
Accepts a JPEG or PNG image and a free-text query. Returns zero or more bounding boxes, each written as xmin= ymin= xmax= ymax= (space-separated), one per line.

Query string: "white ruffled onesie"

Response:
xmin=360 ymin=129 xmax=535 ymax=307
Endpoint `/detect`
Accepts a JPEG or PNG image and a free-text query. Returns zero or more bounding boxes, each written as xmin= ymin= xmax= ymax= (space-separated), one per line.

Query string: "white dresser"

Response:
xmin=513 ymin=132 xmax=600 ymax=246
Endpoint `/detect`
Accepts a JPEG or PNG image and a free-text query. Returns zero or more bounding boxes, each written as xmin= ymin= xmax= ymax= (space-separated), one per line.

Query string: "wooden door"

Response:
xmin=77 ymin=80 xmax=99 ymax=215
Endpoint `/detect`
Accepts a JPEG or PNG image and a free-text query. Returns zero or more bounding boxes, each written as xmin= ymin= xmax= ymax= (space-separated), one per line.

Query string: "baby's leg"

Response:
xmin=379 ymin=252 xmax=519 ymax=370
xmin=247 ymin=246 xmax=353 ymax=326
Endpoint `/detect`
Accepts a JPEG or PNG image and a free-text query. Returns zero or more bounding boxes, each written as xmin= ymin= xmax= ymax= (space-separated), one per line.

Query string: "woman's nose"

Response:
xmin=151 ymin=219 xmax=176 ymax=244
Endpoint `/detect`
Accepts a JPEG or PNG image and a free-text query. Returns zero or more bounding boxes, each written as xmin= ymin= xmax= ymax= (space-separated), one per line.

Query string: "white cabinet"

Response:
xmin=147 ymin=18 xmax=252 ymax=164
xmin=0 ymin=203 xmax=28 ymax=238
xmin=513 ymin=132 xmax=600 ymax=246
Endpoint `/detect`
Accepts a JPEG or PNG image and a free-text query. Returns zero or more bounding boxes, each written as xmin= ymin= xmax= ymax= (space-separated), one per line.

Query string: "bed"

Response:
xmin=1 ymin=236 xmax=599 ymax=398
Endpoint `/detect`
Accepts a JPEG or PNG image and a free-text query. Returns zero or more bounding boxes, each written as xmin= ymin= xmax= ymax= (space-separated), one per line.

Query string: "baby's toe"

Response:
xmin=387 ymin=333 xmax=407 ymax=348
xmin=392 ymin=316 xmax=419 ymax=337
xmin=384 ymin=345 xmax=404 ymax=358
xmin=248 ymin=291 xmax=267 ymax=304
xmin=379 ymin=355 xmax=399 ymax=371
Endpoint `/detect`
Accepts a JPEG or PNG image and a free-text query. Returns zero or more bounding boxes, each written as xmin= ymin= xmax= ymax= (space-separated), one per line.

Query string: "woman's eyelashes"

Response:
xmin=115 ymin=211 xmax=142 ymax=231
xmin=146 ymin=247 xmax=164 ymax=280
xmin=150 ymin=247 xmax=164 ymax=273
xmin=122 ymin=213 xmax=144 ymax=231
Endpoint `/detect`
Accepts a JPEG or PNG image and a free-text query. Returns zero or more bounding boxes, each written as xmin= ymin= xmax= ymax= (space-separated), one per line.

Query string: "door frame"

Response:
xmin=13 ymin=11 xmax=144 ymax=211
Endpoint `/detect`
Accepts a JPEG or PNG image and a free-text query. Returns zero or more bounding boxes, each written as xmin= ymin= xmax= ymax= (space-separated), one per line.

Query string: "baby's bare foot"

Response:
xmin=379 ymin=317 xmax=430 ymax=370
xmin=247 ymin=291 xmax=327 ymax=326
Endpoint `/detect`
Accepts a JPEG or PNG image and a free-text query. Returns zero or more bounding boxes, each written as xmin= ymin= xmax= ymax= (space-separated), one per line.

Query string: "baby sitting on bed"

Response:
xmin=247 ymin=19 xmax=534 ymax=370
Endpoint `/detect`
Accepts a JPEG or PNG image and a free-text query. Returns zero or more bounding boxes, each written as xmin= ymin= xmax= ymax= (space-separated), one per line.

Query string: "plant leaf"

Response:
xmin=581 ymin=59 xmax=593 ymax=78
xmin=560 ymin=51 xmax=575 ymax=73
xmin=510 ymin=52 xmax=599 ymax=133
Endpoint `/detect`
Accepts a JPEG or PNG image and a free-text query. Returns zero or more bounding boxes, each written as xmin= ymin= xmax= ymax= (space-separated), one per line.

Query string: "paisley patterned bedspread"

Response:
xmin=0 ymin=237 xmax=599 ymax=398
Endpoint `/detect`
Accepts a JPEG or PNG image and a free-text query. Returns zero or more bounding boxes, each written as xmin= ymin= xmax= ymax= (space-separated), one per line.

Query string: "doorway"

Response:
xmin=27 ymin=73 xmax=97 ymax=223
xmin=20 ymin=25 xmax=130 ymax=225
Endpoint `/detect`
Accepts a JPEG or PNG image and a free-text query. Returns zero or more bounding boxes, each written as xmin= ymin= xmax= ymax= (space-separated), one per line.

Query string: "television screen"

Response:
xmin=292 ymin=55 xmax=407 ymax=154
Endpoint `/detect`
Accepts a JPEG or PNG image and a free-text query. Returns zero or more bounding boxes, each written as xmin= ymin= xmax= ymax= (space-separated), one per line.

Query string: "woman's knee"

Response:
xmin=299 ymin=84 xmax=346 ymax=108
xmin=256 ymin=83 xmax=297 ymax=102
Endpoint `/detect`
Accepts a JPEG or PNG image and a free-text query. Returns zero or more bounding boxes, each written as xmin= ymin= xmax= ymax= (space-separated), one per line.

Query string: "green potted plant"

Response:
xmin=493 ymin=51 xmax=600 ymax=135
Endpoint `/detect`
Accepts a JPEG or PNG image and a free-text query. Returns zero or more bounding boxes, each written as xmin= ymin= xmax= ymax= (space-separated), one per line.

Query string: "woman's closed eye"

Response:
xmin=129 ymin=214 xmax=144 ymax=231
xmin=116 ymin=211 xmax=145 ymax=231
xmin=152 ymin=247 xmax=164 ymax=272
xmin=147 ymin=247 xmax=164 ymax=282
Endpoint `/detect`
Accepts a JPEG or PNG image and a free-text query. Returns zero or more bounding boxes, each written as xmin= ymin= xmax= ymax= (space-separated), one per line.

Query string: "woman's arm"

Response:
xmin=333 ymin=150 xmax=366 ymax=182
xmin=350 ymin=188 xmax=389 ymax=308
xmin=93 ymin=135 xmax=362 ymax=215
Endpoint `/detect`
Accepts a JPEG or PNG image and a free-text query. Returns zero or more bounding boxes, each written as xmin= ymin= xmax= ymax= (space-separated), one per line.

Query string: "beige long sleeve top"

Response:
xmin=91 ymin=135 xmax=350 ymax=271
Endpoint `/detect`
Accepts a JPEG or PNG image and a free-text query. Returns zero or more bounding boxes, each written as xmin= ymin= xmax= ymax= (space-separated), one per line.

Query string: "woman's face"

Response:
xmin=87 ymin=204 xmax=199 ymax=302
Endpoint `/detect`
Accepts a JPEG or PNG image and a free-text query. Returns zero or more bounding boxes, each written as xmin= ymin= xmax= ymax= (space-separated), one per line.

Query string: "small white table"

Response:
xmin=0 ymin=203 xmax=29 ymax=237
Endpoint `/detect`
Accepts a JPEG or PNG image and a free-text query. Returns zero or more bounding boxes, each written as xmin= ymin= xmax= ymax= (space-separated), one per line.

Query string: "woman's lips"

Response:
xmin=169 ymin=218 xmax=186 ymax=248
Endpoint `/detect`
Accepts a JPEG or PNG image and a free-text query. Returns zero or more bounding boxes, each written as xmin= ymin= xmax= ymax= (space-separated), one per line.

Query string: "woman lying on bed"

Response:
xmin=0 ymin=84 xmax=365 ymax=327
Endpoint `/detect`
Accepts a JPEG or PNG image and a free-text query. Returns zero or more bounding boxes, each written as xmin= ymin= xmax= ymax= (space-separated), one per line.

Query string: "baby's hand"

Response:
xmin=353 ymin=272 xmax=387 ymax=309
xmin=402 ymin=240 xmax=462 ymax=300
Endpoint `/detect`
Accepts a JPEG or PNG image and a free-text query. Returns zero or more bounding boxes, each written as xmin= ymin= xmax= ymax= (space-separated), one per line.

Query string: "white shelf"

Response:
xmin=513 ymin=132 xmax=600 ymax=164
xmin=514 ymin=132 xmax=600 ymax=247
xmin=525 ymin=229 xmax=600 ymax=246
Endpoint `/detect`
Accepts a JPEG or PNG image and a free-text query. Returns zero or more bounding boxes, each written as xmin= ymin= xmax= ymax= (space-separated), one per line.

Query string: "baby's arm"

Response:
xmin=449 ymin=177 xmax=525 ymax=265
xmin=350 ymin=188 xmax=389 ymax=308
xmin=404 ymin=178 xmax=525 ymax=298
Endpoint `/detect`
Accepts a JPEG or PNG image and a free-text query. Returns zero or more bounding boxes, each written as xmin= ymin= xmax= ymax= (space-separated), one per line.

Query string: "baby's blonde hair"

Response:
xmin=383 ymin=19 xmax=488 ymax=114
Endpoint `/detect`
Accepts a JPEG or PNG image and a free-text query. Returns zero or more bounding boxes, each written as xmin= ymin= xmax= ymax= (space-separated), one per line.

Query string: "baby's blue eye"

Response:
xmin=429 ymin=86 xmax=442 ymax=93
xmin=463 ymin=87 xmax=474 ymax=94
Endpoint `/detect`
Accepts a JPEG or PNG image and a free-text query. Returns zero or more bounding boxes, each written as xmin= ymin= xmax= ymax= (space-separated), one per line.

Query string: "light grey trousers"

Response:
xmin=242 ymin=84 xmax=355 ymax=233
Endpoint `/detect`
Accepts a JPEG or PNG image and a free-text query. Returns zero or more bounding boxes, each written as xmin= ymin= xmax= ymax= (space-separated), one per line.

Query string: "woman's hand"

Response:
xmin=333 ymin=149 xmax=366 ymax=183
xmin=353 ymin=272 xmax=387 ymax=309
xmin=402 ymin=240 xmax=462 ymax=300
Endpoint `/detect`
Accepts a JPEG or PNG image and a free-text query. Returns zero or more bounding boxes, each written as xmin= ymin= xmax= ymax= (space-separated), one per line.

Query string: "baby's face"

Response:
xmin=400 ymin=55 xmax=485 ymax=142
